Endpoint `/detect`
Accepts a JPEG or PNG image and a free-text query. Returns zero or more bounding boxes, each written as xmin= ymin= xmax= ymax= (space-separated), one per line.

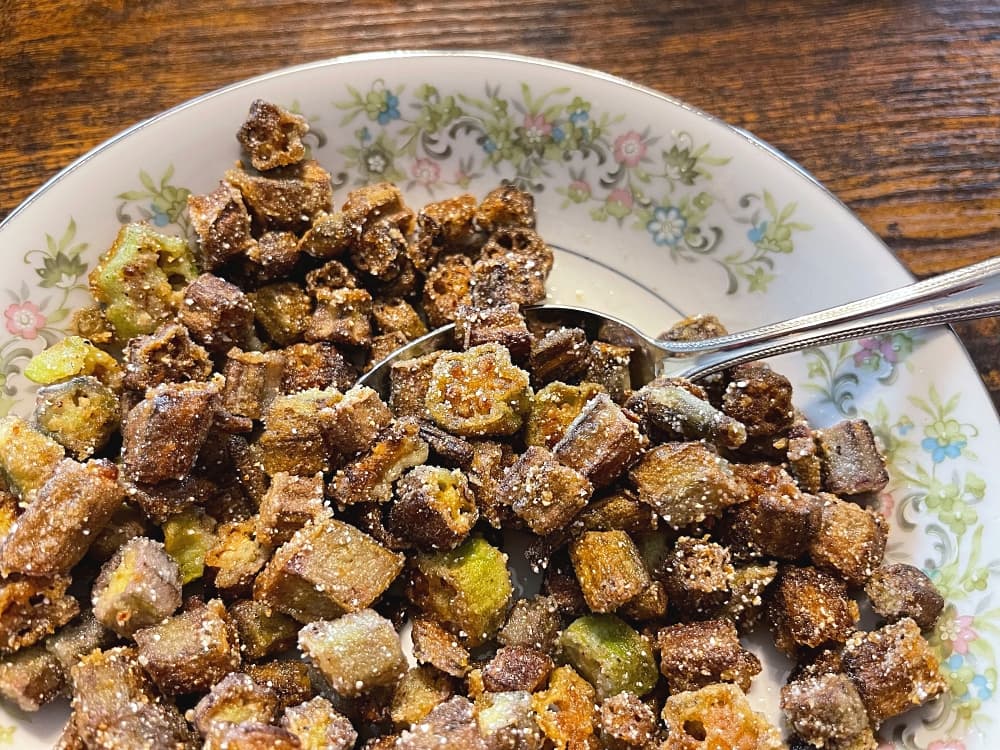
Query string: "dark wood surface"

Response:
xmin=2 ymin=0 xmax=999 ymax=402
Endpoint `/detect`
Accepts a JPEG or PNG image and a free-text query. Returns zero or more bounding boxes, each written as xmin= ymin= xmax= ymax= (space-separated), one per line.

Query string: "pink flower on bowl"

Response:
xmin=613 ymin=130 xmax=647 ymax=167
xmin=411 ymin=158 xmax=441 ymax=187
xmin=4 ymin=301 xmax=46 ymax=340
xmin=951 ymin=616 xmax=978 ymax=655
xmin=522 ymin=113 xmax=552 ymax=141
xmin=929 ymin=740 xmax=967 ymax=750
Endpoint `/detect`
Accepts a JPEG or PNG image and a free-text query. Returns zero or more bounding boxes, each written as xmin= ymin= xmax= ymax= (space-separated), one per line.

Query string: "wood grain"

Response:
xmin=2 ymin=0 xmax=999 ymax=404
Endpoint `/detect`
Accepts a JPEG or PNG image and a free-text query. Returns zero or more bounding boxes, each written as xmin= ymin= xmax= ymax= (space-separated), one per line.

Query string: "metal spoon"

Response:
xmin=358 ymin=256 xmax=1000 ymax=396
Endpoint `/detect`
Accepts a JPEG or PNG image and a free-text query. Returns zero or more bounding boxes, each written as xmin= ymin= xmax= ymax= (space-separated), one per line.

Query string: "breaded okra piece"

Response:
xmin=559 ymin=614 xmax=658 ymax=700
xmin=329 ymin=417 xmax=430 ymax=506
xmin=225 ymin=160 xmax=334 ymax=233
xmin=389 ymin=350 xmax=444 ymax=420
xmin=33 ymin=376 xmax=120 ymax=460
xmin=389 ymin=666 xmax=455 ymax=729
xmin=584 ymin=341 xmax=632 ymax=404
xmin=162 ymin=507 xmax=217 ymax=585
xmin=410 ymin=617 xmax=471 ymax=678
xmin=410 ymin=536 xmax=513 ymax=647
xmin=657 ymin=619 xmax=761 ymax=693
xmin=0 ymin=415 xmax=65 ymax=503
xmin=71 ymin=647 xmax=197 ymax=750
xmin=24 ymin=334 xmax=122 ymax=388
xmin=281 ymin=341 xmax=356 ymax=395
xmin=228 ymin=599 xmax=300 ymax=661
xmin=250 ymin=281 xmax=313 ymax=346
xmin=721 ymin=362 xmax=795 ymax=440
xmin=498 ymin=595 xmax=563 ymax=654
xmin=817 ymin=418 xmax=889 ymax=496
xmin=625 ymin=378 xmax=747 ymax=450
xmin=221 ymin=348 xmax=285 ymax=421
xmin=254 ymin=518 xmax=404 ymax=623
xmin=809 ymin=493 xmax=888 ymax=585
xmin=453 ymin=303 xmax=532 ymax=359
xmin=0 ymin=645 xmax=65 ymax=711
xmin=660 ymin=535 xmax=734 ymax=617
xmin=524 ymin=381 xmax=604 ymax=449
xmin=500 ymin=445 xmax=592 ymax=537
xmin=421 ymin=253 xmax=474 ymax=329
xmin=299 ymin=609 xmax=406 ymax=698
xmin=411 ymin=193 xmax=478 ymax=270
xmin=122 ymin=378 xmax=221 ymax=484
xmin=660 ymin=683 xmax=784 ymax=750
xmin=767 ymin=565 xmax=860 ymax=657
xmin=781 ymin=672 xmax=875 ymax=750
xmin=320 ymin=385 xmax=393 ymax=457
xmin=569 ymin=530 xmax=650 ymax=613
xmin=531 ymin=665 xmax=598 ymax=749
xmin=0 ymin=458 xmax=124 ymax=578
xmin=528 ymin=327 xmax=590 ymax=385
xmin=481 ymin=645 xmax=554 ymax=693
xmin=388 ymin=465 xmax=479 ymax=551
xmin=425 ymin=343 xmax=532 ymax=437
xmin=190 ymin=671 xmax=279 ymax=737
xmin=552 ymin=392 xmax=647 ymax=488
xmin=865 ymin=563 xmax=945 ymax=630
xmin=0 ymin=575 xmax=79 ymax=653
xmin=204 ymin=517 xmax=271 ymax=598
xmin=282 ymin=696 xmax=359 ymax=750
xmin=237 ymin=99 xmax=310 ymax=171
xmin=475 ymin=689 xmax=545 ymax=750
xmin=180 ymin=272 xmax=256 ymax=354
xmin=256 ymin=388 xmax=343 ymax=477
xmin=257 ymin=472 xmax=328 ymax=548
xmin=134 ymin=599 xmax=241 ymax=695
xmin=88 ymin=222 xmax=199 ymax=341
xmin=92 ymin=536 xmax=182 ymax=637
xmin=599 ymin=691 xmax=661 ymax=750
xmin=44 ymin=611 xmax=112 ymax=682
xmin=244 ymin=660 xmax=314 ymax=712
xmin=122 ymin=322 xmax=213 ymax=391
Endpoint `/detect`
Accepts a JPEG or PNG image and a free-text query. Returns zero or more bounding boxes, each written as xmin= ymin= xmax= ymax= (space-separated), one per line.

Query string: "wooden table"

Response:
xmin=3 ymin=0 xmax=999 ymax=404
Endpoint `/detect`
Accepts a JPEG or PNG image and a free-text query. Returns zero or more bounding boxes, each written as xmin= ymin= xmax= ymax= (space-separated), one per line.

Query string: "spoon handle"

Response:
xmin=659 ymin=256 xmax=1000 ymax=380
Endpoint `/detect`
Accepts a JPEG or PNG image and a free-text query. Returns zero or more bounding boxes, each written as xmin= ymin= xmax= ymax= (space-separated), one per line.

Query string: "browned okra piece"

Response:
xmin=247 ymin=230 xmax=301 ymax=281
xmin=321 ymin=384 xmax=393 ymax=457
xmin=228 ymin=599 xmax=300 ymax=661
xmin=0 ymin=458 xmax=124 ymax=577
xmin=499 ymin=445 xmax=592 ymax=536
xmin=721 ymin=362 xmax=795 ymax=440
xmin=841 ymin=618 xmax=946 ymax=726
xmin=629 ymin=441 xmax=743 ymax=528
xmin=481 ymin=644 xmax=554 ymax=693
xmin=388 ymin=465 xmax=478 ymax=551
xmin=251 ymin=281 xmax=313 ymax=346
xmin=123 ymin=475 xmax=214 ymax=524
xmin=786 ymin=412 xmax=823 ymax=493
xmin=283 ymin=696 xmax=359 ymax=749
xmin=767 ymin=565 xmax=860 ymax=656
xmin=71 ymin=647 xmax=197 ymax=750
xmin=389 ymin=666 xmax=455 ymax=729
xmin=553 ymin=392 xmax=647 ymax=488
xmin=33 ymin=376 xmax=120 ymax=460
xmin=305 ymin=258 xmax=358 ymax=296
xmin=245 ymin=660 xmax=314 ymax=712
xmin=660 ymin=535 xmax=734 ymax=617
xmin=470 ymin=252 xmax=547 ymax=309
xmin=585 ymin=341 xmax=632 ymax=403
xmin=122 ymin=322 xmax=213 ymax=391
xmin=466 ymin=438 xmax=509 ymax=528
xmin=410 ymin=617 xmax=471 ymax=678
xmin=660 ymin=683 xmax=784 ymax=750
xmin=717 ymin=562 xmax=779 ymax=631
xmin=207 ymin=722 xmax=301 ymax=749
xmin=498 ymin=595 xmax=562 ymax=655
xmin=528 ymin=327 xmax=590 ymax=385
xmin=238 ymin=99 xmax=309 ymax=171
xmin=525 ymin=381 xmax=604 ymax=450
xmin=657 ymin=619 xmax=761 ymax=693
xmin=281 ymin=341 xmax=357 ymax=394
xmin=122 ymin=378 xmax=221 ymax=484
xmin=626 ymin=378 xmax=747 ymax=450
xmin=599 ymin=691 xmax=661 ymax=749
xmin=474 ymin=185 xmax=536 ymax=232
xmin=190 ymin=671 xmax=280 ymax=737
xmin=0 ymin=645 xmax=65 ymax=711
xmin=531 ymin=665 xmax=597 ymax=750
xmin=180 ymin=273 xmax=256 ymax=353
xmin=817 ymin=418 xmax=890 ymax=496
xmin=297 ymin=210 xmax=354 ymax=260
xmin=865 ymin=563 xmax=944 ymax=630
xmin=480 ymin=225 xmax=554 ymax=277
xmin=254 ymin=517 xmax=404 ymax=623
xmin=721 ymin=463 xmax=821 ymax=561
xmin=422 ymin=253 xmax=474 ymax=329
xmin=0 ymin=575 xmax=78 ymax=653
xmin=257 ymin=472 xmax=328 ymax=547
xmin=256 ymin=388 xmax=343 ymax=476
xmin=299 ymin=609 xmax=406 ymax=697
xmin=0 ymin=415 xmax=65 ymax=503
xmin=780 ymin=672 xmax=875 ymax=750
xmin=569 ymin=530 xmax=650 ymax=613
xmin=92 ymin=536 xmax=182 ymax=637
xmin=134 ymin=598 xmax=241 ymax=695
xmin=809 ymin=493 xmax=888 ymax=585
xmin=396 ymin=695 xmax=488 ymax=750
xmin=204 ymin=517 xmax=272 ymax=598
xmin=411 ymin=193 xmax=478 ymax=271
xmin=44 ymin=611 xmax=112 ymax=680
xmin=305 ymin=287 xmax=374 ymax=347
xmin=660 ymin=313 xmax=728 ymax=342
xmin=329 ymin=417 xmax=430 ymax=506
xmin=187 ymin=181 xmax=257 ymax=271
xmin=388 ymin=350 xmax=444 ymax=420
xmin=453 ymin=303 xmax=532 ymax=360
xmin=576 ymin=490 xmax=658 ymax=536
xmin=373 ymin=297 xmax=428 ymax=341
xmin=221 ymin=348 xmax=285 ymax=420
xmin=352 ymin=212 xmax=414 ymax=281
xmin=417 ymin=420 xmax=475 ymax=467
xmin=226 ymin=160 xmax=334 ymax=232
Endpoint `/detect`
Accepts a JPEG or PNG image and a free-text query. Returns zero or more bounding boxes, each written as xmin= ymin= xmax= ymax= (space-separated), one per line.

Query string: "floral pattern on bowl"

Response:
xmin=0 ymin=52 xmax=995 ymax=749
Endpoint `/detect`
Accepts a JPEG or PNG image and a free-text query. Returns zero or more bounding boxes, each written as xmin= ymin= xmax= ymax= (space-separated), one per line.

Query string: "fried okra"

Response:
xmin=569 ymin=530 xmax=650 ymax=613
xmin=0 ymin=415 xmax=65 ymax=503
xmin=553 ymin=392 xmax=647 ymax=488
xmin=411 ymin=617 xmax=471 ymax=678
xmin=660 ymin=682 xmax=784 ymax=750
xmin=0 ymin=645 xmax=65 ymax=711
xmin=283 ymin=696 xmax=359 ymax=750
xmin=500 ymin=445 xmax=592 ymax=536
xmin=237 ymin=99 xmax=310 ymax=171
xmin=559 ymin=614 xmax=658 ymax=699
xmin=388 ymin=465 xmax=479 ymax=551
xmin=33 ymin=376 xmax=120 ymax=459
xmin=657 ymin=619 xmax=761 ymax=693
xmin=0 ymin=575 xmax=79 ymax=653
xmin=865 ymin=562 xmax=944 ymax=629
xmin=92 ymin=536 xmax=182 ymax=637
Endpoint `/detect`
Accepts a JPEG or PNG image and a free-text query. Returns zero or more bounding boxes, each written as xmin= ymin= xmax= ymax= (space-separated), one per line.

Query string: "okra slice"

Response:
xmin=24 ymin=335 xmax=121 ymax=387
xmin=88 ymin=222 xmax=199 ymax=342
xmin=329 ymin=417 xmax=430 ymax=506
xmin=0 ymin=415 xmax=64 ymax=503
xmin=524 ymin=381 xmax=604 ymax=449
xmin=134 ymin=599 xmax=241 ymax=695
xmin=626 ymin=379 xmax=747 ymax=450
xmin=253 ymin=518 xmax=404 ymax=623
xmin=0 ymin=645 xmax=65 ymax=711
xmin=425 ymin=343 xmax=532 ymax=437
xmin=500 ymin=445 xmax=593 ymax=537
xmin=162 ymin=507 xmax=218 ymax=585
xmin=282 ymin=696 xmax=358 ymax=750
xmin=0 ymin=458 xmax=124 ymax=578
xmin=228 ymin=599 xmax=299 ymax=661
xmin=206 ymin=722 xmax=301 ymax=749
xmin=299 ymin=609 xmax=406 ymax=698
xmin=0 ymin=575 xmax=79 ymax=653
xmin=245 ymin=660 xmax=314 ymax=713
xmin=531 ymin=665 xmax=597 ymax=749
xmin=71 ymin=647 xmax=197 ymax=750
xmin=410 ymin=536 xmax=513 ymax=647
xmin=33 ymin=376 xmax=120 ymax=459
xmin=92 ymin=536 xmax=182 ymax=637
xmin=660 ymin=683 xmax=784 ymax=750
xmin=411 ymin=617 xmax=470 ymax=678
xmin=258 ymin=388 xmax=344 ymax=477
xmin=388 ymin=465 xmax=479 ymax=551
xmin=204 ymin=517 xmax=271 ymax=598
xmin=257 ymin=472 xmax=328 ymax=547
xmin=569 ymin=530 xmax=650 ymax=613
xmin=191 ymin=671 xmax=279 ymax=737
xmin=599 ymin=691 xmax=661 ymax=749
xmin=475 ymin=690 xmax=544 ymax=750
xmin=559 ymin=614 xmax=658 ymax=699
xmin=389 ymin=666 xmax=455 ymax=729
